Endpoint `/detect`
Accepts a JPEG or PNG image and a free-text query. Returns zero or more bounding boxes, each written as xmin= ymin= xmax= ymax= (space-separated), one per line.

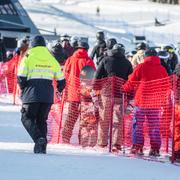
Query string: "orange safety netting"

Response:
xmin=1 ymin=66 xmax=180 ymax=161
xmin=174 ymin=77 xmax=180 ymax=152
xmin=0 ymin=55 xmax=21 ymax=104
xmin=59 ymin=75 xmax=176 ymax=155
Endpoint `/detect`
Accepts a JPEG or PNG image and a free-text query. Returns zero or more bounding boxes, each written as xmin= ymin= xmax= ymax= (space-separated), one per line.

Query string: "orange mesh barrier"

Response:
xmin=47 ymin=102 xmax=62 ymax=143
xmin=0 ymin=62 xmax=8 ymax=94
xmin=1 ymin=65 xmax=180 ymax=162
xmin=60 ymin=75 xmax=81 ymax=144
xmin=173 ymin=77 xmax=180 ymax=162
xmin=123 ymin=76 xmax=173 ymax=154
xmin=60 ymin=75 xmax=176 ymax=155
xmin=0 ymin=55 xmax=21 ymax=105
xmin=175 ymin=104 xmax=180 ymax=151
xmin=47 ymin=80 xmax=64 ymax=143
xmin=0 ymin=62 xmax=16 ymax=95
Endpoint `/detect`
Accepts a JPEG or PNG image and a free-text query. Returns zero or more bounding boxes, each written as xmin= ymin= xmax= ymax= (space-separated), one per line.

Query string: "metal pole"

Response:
xmin=4 ymin=77 xmax=9 ymax=95
xmin=122 ymin=92 xmax=125 ymax=154
xmin=165 ymin=107 xmax=169 ymax=153
xmin=171 ymin=75 xmax=177 ymax=163
xmin=109 ymin=77 xmax=114 ymax=153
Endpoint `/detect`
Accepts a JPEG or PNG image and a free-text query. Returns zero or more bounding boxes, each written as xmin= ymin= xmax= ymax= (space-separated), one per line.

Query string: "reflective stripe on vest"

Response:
xmin=56 ymin=76 xmax=65 ymax=81
xmin=27 ymin=68 xmax=54 ymax=80
xmin=29 ymin=69 xmax=54 ymax=74
xmin=27 ymin=75 xmax=53 ymax=80
xmin=18 ymin=66 xmax=28 ymax=77
xmin=55 ymin=70 xmax=64 ymax=80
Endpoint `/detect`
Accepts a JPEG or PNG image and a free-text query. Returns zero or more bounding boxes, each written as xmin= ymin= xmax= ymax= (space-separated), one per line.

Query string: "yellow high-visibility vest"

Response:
xmin=18 ymin=46 xmax=64 ymax=81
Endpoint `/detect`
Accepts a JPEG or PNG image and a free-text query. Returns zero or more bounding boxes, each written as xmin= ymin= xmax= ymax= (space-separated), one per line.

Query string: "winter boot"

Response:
xmin=149 ymin=148 xmax=160 ymax=157
xmin=112 ymin=144 xmax=122 ymax=153
xmin=131 ymin=145 xmax=144 ymax=155
xmin=34 ymin=137 xmax=47 ymax=154
xmin=173 ymin=150 xmax=180 ymax=162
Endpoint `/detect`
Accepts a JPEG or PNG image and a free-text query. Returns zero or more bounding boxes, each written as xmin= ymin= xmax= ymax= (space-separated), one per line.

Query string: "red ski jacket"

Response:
xmin=123 ymin=56 xmax=169 ymax=108
xmin=63 ymin=48 xmax=96 ymax=102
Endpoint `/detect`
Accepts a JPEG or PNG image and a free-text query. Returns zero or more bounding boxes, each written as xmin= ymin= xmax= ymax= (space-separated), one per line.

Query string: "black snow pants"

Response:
xmin=21 ymin=103 xmax=52 ymax=143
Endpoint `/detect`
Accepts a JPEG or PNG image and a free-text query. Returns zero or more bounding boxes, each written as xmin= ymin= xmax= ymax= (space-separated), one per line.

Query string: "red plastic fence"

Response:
xmin=173 ymin=77 xmax=180 ymax=162
xmin=0 ymin=55 xmax=21 ymax=104
xmin=59 ymin=75 xmax=180 ymax=159
xmin=1 ymin=65 xmax=180 ymax=162
xmin=124 ymin=76 xmax=173 ymax=153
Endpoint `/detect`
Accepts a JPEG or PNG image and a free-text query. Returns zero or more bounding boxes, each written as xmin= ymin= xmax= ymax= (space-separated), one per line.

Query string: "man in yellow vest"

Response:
xmin=17 ymin=35 xmax=65 ymax=154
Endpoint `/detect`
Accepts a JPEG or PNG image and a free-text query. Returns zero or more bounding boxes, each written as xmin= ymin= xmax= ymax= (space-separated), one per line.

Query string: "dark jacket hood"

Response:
xmin=107 ymin=48 xmax=124 ymax=58
xmin=31 ymin=35 xmax=46 ymax=48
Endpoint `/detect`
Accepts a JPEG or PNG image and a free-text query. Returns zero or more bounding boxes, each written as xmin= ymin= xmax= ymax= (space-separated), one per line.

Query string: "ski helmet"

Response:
xmin=60 ymin=34 xmax=71 ymax=42
xmin=106 ymin=38 xmax=117 ymax=50
xmin=70 ymin=36 xmax=79 ymax=49
xmin=112 ymin=43 xmax=125 ymax=55
xmin=136 ymin=42 xmax=147 ymax=50
xmin=96 ymin=31 xmax=105 ymax=41
xmin=77 ymin=40 xmax=89 ymax=50
xmin=145 ymin=48 xmax=157 ymax=57
xmin=164 ymin=45 xmax=175 ymax=53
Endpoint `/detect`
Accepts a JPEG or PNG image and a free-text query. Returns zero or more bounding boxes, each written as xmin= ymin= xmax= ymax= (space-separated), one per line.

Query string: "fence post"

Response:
xmin=13 ymin=68 xmax=17 ymax=105
xmin=109 ymin=77 xmax=114 ymax=153
xmin=13 ymin=84 xmax=17 ymax=105
xmin=4 ymin=77 xmax=9 ymax=95
xmin=122 ymin=92 xmax=125 ymax=154
xmin=171 ymin=75 xmax=177 ymax=163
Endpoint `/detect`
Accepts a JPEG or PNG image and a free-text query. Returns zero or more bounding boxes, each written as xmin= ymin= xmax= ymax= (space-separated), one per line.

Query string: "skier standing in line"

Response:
xmin=90 ymin=31 xmax=106 ymax=67
xmin=131 ymin=42 xmax=147 ymax=69
xmin=164 ymin=45 xmax=178 ymax=73
xmin=123 ymin=48 xmax=168 ymax=156
xmin=62 ymin=40 xmax=96 ymax=144
xmin=94 ymin=43 xmax=133 ymax=151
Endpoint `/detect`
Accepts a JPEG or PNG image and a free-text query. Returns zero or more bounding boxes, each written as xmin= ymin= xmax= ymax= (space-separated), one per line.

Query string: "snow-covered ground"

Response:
xmin=21 ymin=0 xmax=180 ymax=51
xmin=0 ymin=95 xmax=180 ymax=180
xmin=1 ymin=1 xmax=180 ymax=179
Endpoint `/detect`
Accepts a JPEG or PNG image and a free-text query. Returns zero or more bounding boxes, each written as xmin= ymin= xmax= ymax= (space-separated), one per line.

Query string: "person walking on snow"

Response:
xmin=17 ymin=35 xmax=65 ymax=154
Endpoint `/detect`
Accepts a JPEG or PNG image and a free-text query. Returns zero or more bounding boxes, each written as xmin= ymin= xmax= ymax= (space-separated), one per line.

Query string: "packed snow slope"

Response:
xmin=21 ymin=0 xmax=180 ymax=49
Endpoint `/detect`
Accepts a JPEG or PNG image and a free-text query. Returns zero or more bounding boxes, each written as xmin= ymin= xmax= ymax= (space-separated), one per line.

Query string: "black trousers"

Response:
xmin=21 ymin=103 xmax=52 ymax=143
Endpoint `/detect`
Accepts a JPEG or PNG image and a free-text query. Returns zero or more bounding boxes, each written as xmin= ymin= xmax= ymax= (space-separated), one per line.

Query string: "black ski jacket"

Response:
xmin=94 ymin=49 xmax=133 ymax=80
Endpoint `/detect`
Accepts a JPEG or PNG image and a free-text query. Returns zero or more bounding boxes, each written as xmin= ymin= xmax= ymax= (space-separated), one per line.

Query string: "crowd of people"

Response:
xmin=0 ymin=31 xmax=180 ymax=161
